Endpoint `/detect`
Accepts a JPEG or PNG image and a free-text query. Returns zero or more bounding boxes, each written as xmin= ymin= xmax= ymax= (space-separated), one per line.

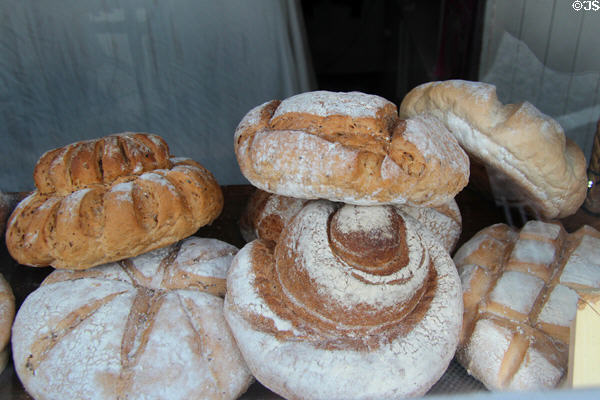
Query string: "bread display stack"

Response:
xmin=6 ymin=133 xmax=253 ymax=400
xmin=229 ymin=91 xmax=469 ymax=399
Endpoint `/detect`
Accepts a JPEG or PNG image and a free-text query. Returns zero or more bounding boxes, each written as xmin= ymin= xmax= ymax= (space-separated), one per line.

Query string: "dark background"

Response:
xmin=301 ymin=0 xmax=485 ymax=105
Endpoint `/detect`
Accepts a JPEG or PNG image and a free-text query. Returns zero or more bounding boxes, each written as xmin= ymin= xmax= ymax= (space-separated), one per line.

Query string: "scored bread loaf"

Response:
xmin=240 ymin=188 xmax=462 ymax=253
xmin=235 ymin=91 xmax=469 ymax=207
xmin=399 ymin=80 xmax=587 ymax=219
xmin=225 ymin=201 xmax=462 ymax=399
xmin=454 ymin=221 xmax=600 ymax=390
xmin=11 ymin=237 xmax=253 ymax=400
xmin=6 ymin=133 xmax=223 ymax=269
xmin=0 ymin=274 xmax=15 ymax=374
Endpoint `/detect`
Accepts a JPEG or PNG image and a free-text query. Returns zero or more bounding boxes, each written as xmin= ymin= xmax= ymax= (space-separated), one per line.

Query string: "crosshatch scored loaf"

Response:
xmin=235 ymin=90 xmax=469 ymax=207
xmin=454 ymin=221 xmax=600 ymax=390
xmin=6 ymin=133 xmax=224 ymax=269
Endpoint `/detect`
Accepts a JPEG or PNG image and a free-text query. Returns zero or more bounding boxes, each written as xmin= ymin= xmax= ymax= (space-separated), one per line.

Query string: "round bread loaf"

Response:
xmin=225 ymin=201 xmax=463 ymax=399
xmin=239 ymin=189 xmax=310 ymax=246
xmin=12 ymin=237 xmax=253 ymax=400
xmin=235 ymin=91 xmax=469 ymax=207
xmin=240 ymin=188 xmax=462 ymax=253
xmin=453 ymin=221 xmax=600 ymax=390
xmin=399 ymin=80 xmax=588 ymax=219
xmin=6 ymin=133 xmax=223 ymax=269
xmin=0 ymin=273 xmax=15 ymax=374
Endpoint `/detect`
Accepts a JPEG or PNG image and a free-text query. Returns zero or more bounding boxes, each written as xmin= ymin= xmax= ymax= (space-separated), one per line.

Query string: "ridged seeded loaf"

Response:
xmin=235 ymin=91 xmax=469 ymax=207
xmin=6 ymin=133 xmax=223 ymax=269
xmin=399 ymin=80 xmax=587 ymax=219
xmin=454 ymin=221 xmax=600 ymax=390
xmin=11 ymin=237 xmax=253 ymax=400
xmin=225 ymin=201 xmax=462 ymax=399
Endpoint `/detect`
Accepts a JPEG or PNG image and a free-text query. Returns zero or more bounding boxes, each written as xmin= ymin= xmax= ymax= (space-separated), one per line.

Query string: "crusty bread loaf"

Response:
xmin=6 ymin=133 xmax=223 ymax=269
xmin=225 ymin=201 xmax=462 ymax=399
xmin=399 ymin=80 xmax=587 ymax=219
xmin=453 ymin=221 xmax=600 ymax=390
xmin=240 ymin=188 xmax=462 ymax=253
xmin=0 ymin=274 xmax=15 ymax=374
xmin=0 ymin=191 xmax=29 ymax=238
xmin=12 ymin=237 xmax=253 ymax=400
xmin=239 ymin=189 xmax=310 ymax=246
xmin=235 ymin=91 xmax=469 ymax=207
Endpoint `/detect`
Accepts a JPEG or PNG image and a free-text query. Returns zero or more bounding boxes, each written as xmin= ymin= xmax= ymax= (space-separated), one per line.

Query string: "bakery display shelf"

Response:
xmin=1 ymin=184 xmax=598 ymax=399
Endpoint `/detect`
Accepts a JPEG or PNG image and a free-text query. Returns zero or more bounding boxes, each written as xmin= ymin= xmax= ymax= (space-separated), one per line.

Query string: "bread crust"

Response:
xmin=6 ymin=134 xmax=223 ymax=269
xmin=240 ymin=188 xmax=462 ymax=252
xmin=225 ymin=201 xmax=462 ymax=399
xmin=399 ymin=80 xmax=587 ymax=219
xmin=0 ymin=274 xmax=15 ymax=374
xmin=235 ymin=91 xmax=469 ymax=207
xmin=11 ymin=237 xmax=253 ymax=400
xmin=454 ymin=221 xmax=600 ymax=390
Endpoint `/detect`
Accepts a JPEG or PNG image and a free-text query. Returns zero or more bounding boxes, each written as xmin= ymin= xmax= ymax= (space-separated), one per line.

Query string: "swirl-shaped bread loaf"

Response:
xmin=235 ymin=91 xmax=469 ymax=207
xmin=12 ymin=237 xmax=253 ymax=400
xmin=0 ymin=274 xmax=15 ymax=374
xmin=399 ymin=80 xmax=587 ymax=219
xmin=240 ymin=188 xmax=462 ymax=253
xmin=454 ymin=221 xmax=600 ymax=390
xmin=225 ymin=201 xmax=463 ymax=399
xmin=6 ymin=133 xmax=223 ymax=269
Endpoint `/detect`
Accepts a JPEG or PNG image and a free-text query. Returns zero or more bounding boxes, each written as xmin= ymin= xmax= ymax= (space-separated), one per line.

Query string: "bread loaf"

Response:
xmin=0 ymin=191 xmax=29 ymax=238
xmin=12 ymin=237 xmax=253 ymax=400
xmin=225 ymin=201 xmax=462 ymax=399
xmin=6 ymin=133 xmax=223 ymax=269
xmin=0 ymin=274 xmax=15 ymax=374
xmin=240 ymin=188 xmax=462 ymax=253
xmin=235 ymin=91 xmax=469 ymax=207
xmin=454 ymin=221 xmax=600 ymax=390
xmin=399 ymin=80 xmax=587 ymax=219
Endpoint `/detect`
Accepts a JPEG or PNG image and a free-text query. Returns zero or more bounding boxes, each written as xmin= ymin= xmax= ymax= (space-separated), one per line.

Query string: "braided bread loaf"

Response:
xmin=235 ymin=91 xmax=469 ymax=207
xmin=225 ymin=201 xmax=462 ymax=399
xmin=454 ymin=221 xmax=600 ymax=390
xmin=12 ymin=237 xmax=253 ymax=400
xmin=6 ymin=133 xmax=223 ymax=269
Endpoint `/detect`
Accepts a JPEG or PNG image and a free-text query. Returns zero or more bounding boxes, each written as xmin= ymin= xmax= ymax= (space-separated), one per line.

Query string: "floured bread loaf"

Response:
xmin=235 ymin=91 xmax=469 ymax=207
xmin=225 ymin=201 xmax=462 ymax=399
xmin=0 ymin=191 xmax=29 ymax=238
xmin=12 ymin=237 xmax=253 ymax=400
xmin=239 ymin=189 xmax=310 ymax=246
xmin=240 ymin=188 xmax=462 ymax=252
xmin=454 ymin=221 xmax=600 ymax=390
xmin=6 ymin=133 xmax=223 ymax=269
xmin=399 ymin=80 xmax=587 ymax=219
xmin=0 ymin=274 xmax=15 ymax=374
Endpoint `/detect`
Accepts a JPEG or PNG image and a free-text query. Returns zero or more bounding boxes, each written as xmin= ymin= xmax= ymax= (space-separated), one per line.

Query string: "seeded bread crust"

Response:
xmin=235 ymin=91 xmax=469 ymax=207
xmin=6 ymin=133 xmax=223 ymax=269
